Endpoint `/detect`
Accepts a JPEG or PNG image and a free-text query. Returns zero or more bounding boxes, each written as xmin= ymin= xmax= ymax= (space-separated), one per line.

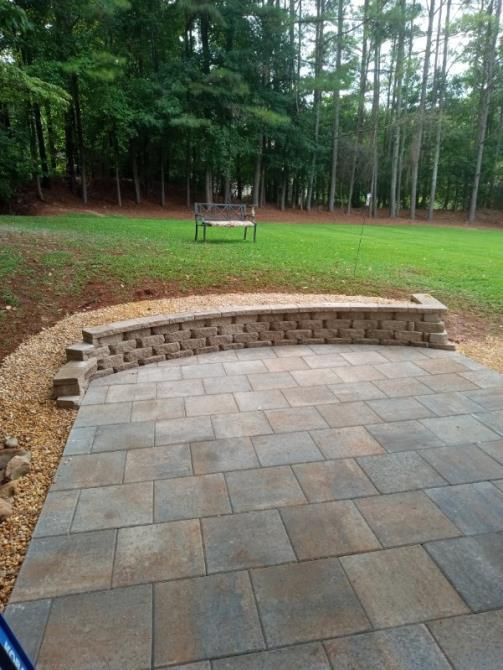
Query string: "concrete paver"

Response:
xmin=9 ymin=344 xmax=503 ymax=669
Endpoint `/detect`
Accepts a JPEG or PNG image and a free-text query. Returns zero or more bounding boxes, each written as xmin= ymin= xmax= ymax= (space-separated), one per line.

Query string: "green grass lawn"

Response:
xmin=0 ymin=214 xmax=502 ymax=314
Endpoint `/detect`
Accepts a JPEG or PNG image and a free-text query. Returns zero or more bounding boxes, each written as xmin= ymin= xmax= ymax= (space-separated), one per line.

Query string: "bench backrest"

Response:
xmin=194 ymin=203 xmax=248 ymax=221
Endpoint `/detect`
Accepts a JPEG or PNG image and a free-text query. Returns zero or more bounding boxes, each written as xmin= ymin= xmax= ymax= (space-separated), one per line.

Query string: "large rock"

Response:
xmin=3 ymin=436 xmax=18 ymax=448
xmin=0 ymin=498 xmax=13 ymax=521
xmin=0 ymin=481 xmax=18 ymax=499
xmin=6 ymin=455 xmax=31 ymax=481
xmin=0 ymin=447 xmax=28 ymax=469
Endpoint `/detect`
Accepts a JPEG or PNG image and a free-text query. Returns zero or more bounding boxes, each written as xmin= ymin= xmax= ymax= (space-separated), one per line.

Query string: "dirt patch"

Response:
xmin=23 ymin=181 xmax=503 ymax=230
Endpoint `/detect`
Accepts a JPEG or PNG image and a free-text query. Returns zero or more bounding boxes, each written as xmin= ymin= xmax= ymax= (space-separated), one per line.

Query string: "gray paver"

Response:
xmin=202 ymin=510 xmax=295 ymax=572
xmin=234 ymin=389 xmax=289 ymax=411
xmin=11 ymin=530 xmax=115 ymax=601
xmin=252 ymin=431 xmax=323 ymax=466
xmin=325 ymin=625 xmax=452 ymax=670
xmin=155 ymin=473 xmax=231 ymax=521
xmin=156 ymin=416 xmax=214 ymax=445
xmin=265 ymin=406 xmax=328 ymax=432
xmin=64 ymin=426 xmax=96 ymax=455
xmin=203 ymin=375 xmax=251 ymax=394
xmin=479 ymin=438 xmax=503 ymax=463
xmin=212 ymin=411 xmax=272 ymax=438
xmin=421 ymin=415 xmax=501 ymax=445
xmin=106 ymin=382 xmax=156 ymax=403
xmin=112 ymin=520 xmax=204 ymax=587
xmin=281 ymin=500 xmax=380 ymax=559
xmin=186 ymin=393 xmax=238 ymax=416
xmin=74 ymin=402 xmax=131 ymax=427
xmin=157 ymin=379 xmax=205 ymax=398
xmin=475 ymin=410 xmax=503 ymax=436
xmin=137 ymin=365 xmax=182 ymax=382
xmin=154 ymin=572 xmax=264 ymax=666
xmin=72 ymin=482 xmax=153 ymax=531
xmin=37 ymin=584 xmax=152 ymax=670
xmin=421 ymin=373 xmax=478 ymax=393
xmin=4 ymin=599 xmax=51 ymax=665
xmin=33 ymin=490 xmax=79 ymax=537
xmin=291 ymin=368 xmax=341 ymax=386
xmin=264 ymin=356 xmax=308 ymax=372
xmin=356 ymin=491 xmax=460 ymax=547
xmin=248 ymin=371 xmax=298 ymax=391
xmin=426 ymin=482 xmax=503 ymax=534
xmin=311 ymin=426 xmax=384 ymax=459
xmin=341 ymin=545 xmax=468 ymax=627
xmin=428 ymin=610 xmax=503 ymax=670
xmin=93 ymin=421 xmax=155 ymax=452
xmin=367 ymin=397 xmax=434 ymax=421
xmin=131 ymin=398 xmax=184 ymax=422
xmin=375 ymin=362 xmax=426 ymax=379
xmin=373 ymin=377 xmax=433 ymax=398
xmin=464 ymin=387 xmax=503 ymax=411
xmin=226 ymin=466 xmax=306 ymax=511
xmin=421 ymin=444 xmax=503 ymax=484
xmin=81 ymin=385 xmax=108 ymax=405
xmin=52 ymin=451 xmax=126 ymax=490
xmin=224 ymin=360 xmax=267 ymax=376
xmin=182 ymin=362 xmax=226 ymax=379
xmin=282 ymin=385 xmax=337 ymax=406
xmin=330 ymin=365 xmax=384 ymax=383
xmin=426 ymin=533 xmax=503 ymax=612
xmin=358 ymin=452 xmax=446 ymax=493
xmin=212 ymin=643 xmax=331 ymax=670
xmin=124 ymin=444 xmax=192 ymax=481
xmin=329 ymin=381 xmax=386 ymax=402
xmin=303 ymin=353 xmax=349 ymax=368
xmin=251 ymin=558 xmax=369 ymax=646
xmin=416 ymin=358 xmax=470 ymax=375
xmin=294 ymin=459 xmax=378 ymax=501
xmin=341 ymin=351 xmax=388 ymax=365
xmin=317 ymin=401 xmax=382 ymax=428
xmin=461 ymin=368 xmax=503 ymax=388
xmin=367 ymin=420 xmax=444 ymax=451
xmin=416 ymin=392 xmax=483 ymax=416
xmin=191 ymin=437 xmax=259 ymax=473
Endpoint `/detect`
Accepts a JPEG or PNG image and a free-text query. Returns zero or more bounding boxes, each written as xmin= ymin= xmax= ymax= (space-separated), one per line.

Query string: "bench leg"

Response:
xmin=203 ymin=223 xmax=207 ymax=242
xmin=194 ymin=223 xmax=198 ymax=241
xmin=253 ymin=224 xmax=257 ymax=242
xmin=244 ymin=227 xmax=248 ymax=240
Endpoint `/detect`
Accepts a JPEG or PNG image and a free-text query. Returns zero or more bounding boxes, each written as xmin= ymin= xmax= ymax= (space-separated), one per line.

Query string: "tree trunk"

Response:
xmin=410 ymin=0 xmax=435 ymax=219
xmin=132 ymin=150 xmax=142 ymax=204
xmin=160 ymin=148 xmax=166 ymax=207
xmin=253 ymin=136 xmax=263 ymax=207
xmin=306 ymin=0 xmax=325 ymax=212
xmin=328 ymin=0 xmax=344 ymax=212
xmin=115 ymin=164 xmax=122 ymax=207
xmin=71 ymin=75 xmax=87 ymax=204
xmin=370 ymin=39 xmax=381 ymax=218
xmin=389 ymin=0 xmax=405 ymax=218
xmin=347 ymin=0 xmax=369 ymax=213
xmin=429 ymin=0 xmax=451 ymax=220
xmin=33 ymin=104 xmax=49 ymax=188
xmin=468 ymin=0 xmax=502 ymax=222
xmin=205 ymin=169 xmax=213 ymax=203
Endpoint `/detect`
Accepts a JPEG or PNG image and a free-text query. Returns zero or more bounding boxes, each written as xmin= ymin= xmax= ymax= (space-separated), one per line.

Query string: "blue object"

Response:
xmin=0 ymin=614 xmax=35 ymax=670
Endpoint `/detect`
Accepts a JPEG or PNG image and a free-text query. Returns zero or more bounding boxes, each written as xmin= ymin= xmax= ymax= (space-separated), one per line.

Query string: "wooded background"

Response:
xmin=1 ymin=0 xmax=502 ymax=221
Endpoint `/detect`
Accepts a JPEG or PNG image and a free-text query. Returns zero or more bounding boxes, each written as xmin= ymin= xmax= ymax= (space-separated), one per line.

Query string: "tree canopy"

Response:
xmin=1 ymin=0 xmax=502 ymax=220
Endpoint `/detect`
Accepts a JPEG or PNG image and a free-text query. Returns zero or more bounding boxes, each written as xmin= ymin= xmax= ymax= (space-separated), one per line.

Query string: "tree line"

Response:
xmin=0 ymin=0 xmax=502 ymax=221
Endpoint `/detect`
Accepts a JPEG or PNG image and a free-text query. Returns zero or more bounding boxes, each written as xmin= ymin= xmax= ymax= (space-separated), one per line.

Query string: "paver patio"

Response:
xmin=6 ymin=344 xmax=503 ymax=669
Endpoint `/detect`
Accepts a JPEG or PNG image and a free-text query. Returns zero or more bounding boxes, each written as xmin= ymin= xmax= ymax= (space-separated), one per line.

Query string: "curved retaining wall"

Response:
xmin=53 ymin=293 xmax=453 ymax=407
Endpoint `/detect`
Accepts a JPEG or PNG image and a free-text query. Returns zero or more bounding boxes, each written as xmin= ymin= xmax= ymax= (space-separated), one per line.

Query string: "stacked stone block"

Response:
xmin=54 ymin=294 xmax=453 ymax=407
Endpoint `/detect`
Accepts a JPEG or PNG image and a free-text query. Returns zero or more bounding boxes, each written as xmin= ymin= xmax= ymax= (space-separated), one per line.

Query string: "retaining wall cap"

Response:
xmin=411 ymin=293 xmax=448 ymax=310
xmin=54 ymin=360 xmax=96 ymax=384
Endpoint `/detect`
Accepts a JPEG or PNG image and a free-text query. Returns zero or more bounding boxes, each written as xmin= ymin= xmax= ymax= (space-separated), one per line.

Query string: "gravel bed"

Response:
xmin=0 ymin=292 xmax=499 ymax=610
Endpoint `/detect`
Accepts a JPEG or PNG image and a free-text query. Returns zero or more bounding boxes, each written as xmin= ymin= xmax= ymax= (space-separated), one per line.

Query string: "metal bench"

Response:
xmin=194 ymin=203 xmax=257 ymax=242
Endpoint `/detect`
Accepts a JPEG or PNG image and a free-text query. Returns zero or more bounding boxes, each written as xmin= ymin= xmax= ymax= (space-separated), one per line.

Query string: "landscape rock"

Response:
xmin=6 ymin=455 xmax=31 ymax=481
xmin=0 ymin=498 xmax=13 ymax=522
xmin=0 ymin=448 xmax=28 ymax=469
xmin=3 ymin=437 xmax=18 ymax=449
xmin=0 ymin=481 xmax=18 ymax=499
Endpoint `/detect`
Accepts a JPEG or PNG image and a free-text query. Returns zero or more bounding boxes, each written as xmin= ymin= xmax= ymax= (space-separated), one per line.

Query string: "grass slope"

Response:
xmin=0 ymin=214 xmax=502 ymax=312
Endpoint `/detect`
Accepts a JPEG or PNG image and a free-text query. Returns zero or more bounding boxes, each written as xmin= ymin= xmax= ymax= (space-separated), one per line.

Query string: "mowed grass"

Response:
xmin=0 ymin=214 xmax=502 ymax=313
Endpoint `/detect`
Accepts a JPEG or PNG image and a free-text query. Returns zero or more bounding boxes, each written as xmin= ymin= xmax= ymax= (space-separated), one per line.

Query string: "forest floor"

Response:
xmin=0 ymin=212 xmax=502 ymax=369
